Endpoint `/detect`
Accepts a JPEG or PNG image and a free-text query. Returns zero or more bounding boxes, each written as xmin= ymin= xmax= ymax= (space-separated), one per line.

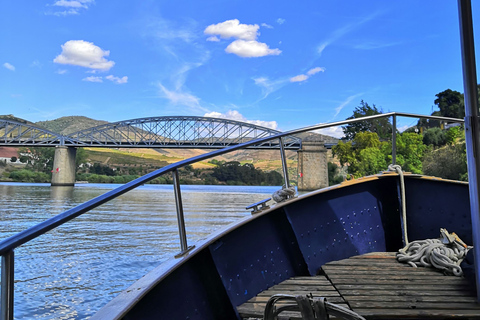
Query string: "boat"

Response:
xmin=1 ymin=1 xmax=479 ymax=319
xmin=90 ymin=171 xmax=478 ymax=320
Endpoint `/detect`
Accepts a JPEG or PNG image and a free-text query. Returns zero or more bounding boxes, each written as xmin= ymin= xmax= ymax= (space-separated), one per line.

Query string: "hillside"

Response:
xmin=0 ymin=114 xmax=37 ymax=126
xmin=35 ymin=116 xmax=108 ymax=135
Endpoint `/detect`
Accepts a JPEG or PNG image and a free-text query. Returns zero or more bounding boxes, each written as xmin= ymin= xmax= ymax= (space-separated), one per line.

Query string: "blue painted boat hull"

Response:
xmin=93 ymin=174 xmax=471 ymax=320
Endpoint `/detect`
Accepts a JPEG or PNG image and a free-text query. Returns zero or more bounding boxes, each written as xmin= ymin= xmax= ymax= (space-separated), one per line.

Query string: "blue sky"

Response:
xmin=1 ymin=1 xmax=479 ymax=137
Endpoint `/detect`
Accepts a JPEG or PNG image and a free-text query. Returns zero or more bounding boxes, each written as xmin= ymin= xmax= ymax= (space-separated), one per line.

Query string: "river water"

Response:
xmin=0 ymin=182 xmax=278 ymax=319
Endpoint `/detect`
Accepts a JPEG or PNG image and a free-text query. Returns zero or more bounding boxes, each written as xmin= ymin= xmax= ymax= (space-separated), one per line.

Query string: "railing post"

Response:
xmin=279 ymin=137 xmax=290 ymax=187
xmin=1 ymin=251 xmax=14 ymax=320
xmin=392 ymin=115 xmax=397 ymax=165
xmin=458 ymin=0 xmax=480 ymax=302
xmin=172 ymin=169 xmax=188 ymax=253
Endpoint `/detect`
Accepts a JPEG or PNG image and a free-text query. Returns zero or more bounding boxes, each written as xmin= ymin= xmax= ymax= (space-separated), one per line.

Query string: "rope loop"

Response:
xmin=397 ymin=228 xmax=472 ymax=276
xmin=272 ymin=186 xmax=296 ymax=203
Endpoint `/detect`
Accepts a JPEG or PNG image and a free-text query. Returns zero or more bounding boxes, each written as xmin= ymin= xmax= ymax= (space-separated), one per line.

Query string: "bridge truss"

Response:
xmin=0 ymin=119 xmax=75 ymax=146
xmin=0 ymin=117 xmax=301 ymax=149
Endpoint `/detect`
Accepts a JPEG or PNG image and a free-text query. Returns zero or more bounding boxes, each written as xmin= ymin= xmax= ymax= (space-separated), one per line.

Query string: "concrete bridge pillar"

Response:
xmin=297 ymin=136 xmax=328 ymax=191
xmin=51 ymin=146 xmax=76 ymax=186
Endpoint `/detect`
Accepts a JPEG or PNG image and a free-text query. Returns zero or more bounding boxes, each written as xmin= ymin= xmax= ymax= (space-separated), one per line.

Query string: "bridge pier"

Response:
xmin=297 ymin=136 xmax=328 ymax=191
xmin=51 ymin=146 xmax=76 ymax=186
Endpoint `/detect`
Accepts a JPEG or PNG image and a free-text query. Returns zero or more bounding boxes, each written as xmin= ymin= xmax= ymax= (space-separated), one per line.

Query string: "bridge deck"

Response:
xmin=237 ymin=252 xmax=480 ymax=319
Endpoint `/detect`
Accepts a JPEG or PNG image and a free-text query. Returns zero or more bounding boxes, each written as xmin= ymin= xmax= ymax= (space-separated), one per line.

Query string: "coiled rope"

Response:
xmin=388 ymin=165 xmax=472 ymax=276
xmin=397 ymin=229 xmax=472 ymax=276
xmin=272 ymin=186 xmax=296 ymax=203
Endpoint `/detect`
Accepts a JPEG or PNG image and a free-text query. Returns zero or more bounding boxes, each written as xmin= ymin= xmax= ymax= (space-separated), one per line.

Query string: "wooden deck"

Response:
xmin=237 ymin=252 xmax=480 ymax=319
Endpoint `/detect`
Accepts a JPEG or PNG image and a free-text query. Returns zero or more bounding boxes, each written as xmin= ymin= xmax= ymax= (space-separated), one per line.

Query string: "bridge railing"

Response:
xmin=0 ymin=112 xmax=464 ymax=320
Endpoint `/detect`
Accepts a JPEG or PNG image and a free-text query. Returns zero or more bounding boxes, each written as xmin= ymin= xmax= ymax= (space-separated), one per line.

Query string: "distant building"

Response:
xmin=0 ymin=147 xmax=21 ymax=164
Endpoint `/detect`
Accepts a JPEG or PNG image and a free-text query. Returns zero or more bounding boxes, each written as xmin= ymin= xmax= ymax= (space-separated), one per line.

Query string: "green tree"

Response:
xmin=327 ymin=162 xmax=344 ymax=185
xmin=21 ymin=147 xmax=55 ymax=173
xmin=75 ymin=147 xmax=88 ymax=167
xmin=333 ymin=132 xmax=388 ymax=178
xmin=19 ymin=155 xmax=29 ymax=163
xmin=445 ymin=126 xmax=463 ymax=145
xmin=342 ymin=100 xmax=392 ymax=140
xmin=434 ymin=89 xmax=464 ymax=119
xmin=422 ymin=127 xmax=446 ymax=147
xmin=333 ymin=131 xmax=426 ymax=177
xmin=10 ymin=156 xmax=17 ymax=163
xmin=357 ymin=148 xmax=387 ymax=177
xmin=394 ymin=132 xmax=426 ymax=174
xmin=423 ymin=143 xmax=467 ymax=180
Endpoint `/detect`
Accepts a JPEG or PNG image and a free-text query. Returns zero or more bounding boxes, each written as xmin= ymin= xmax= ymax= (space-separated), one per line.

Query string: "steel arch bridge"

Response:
xmin=0 ymin=116 xmax=301 ymax=149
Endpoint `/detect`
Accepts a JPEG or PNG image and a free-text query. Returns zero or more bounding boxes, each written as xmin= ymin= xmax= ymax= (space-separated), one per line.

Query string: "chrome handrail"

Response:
xmin=0 ymin=112 xmax=464 ymax=320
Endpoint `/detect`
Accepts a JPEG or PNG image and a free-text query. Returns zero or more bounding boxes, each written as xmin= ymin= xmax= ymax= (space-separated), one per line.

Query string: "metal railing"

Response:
xmin=0 ymin=112 xmax=464 ymax=320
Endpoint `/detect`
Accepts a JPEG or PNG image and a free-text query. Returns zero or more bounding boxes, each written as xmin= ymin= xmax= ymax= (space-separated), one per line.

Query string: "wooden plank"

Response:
xmin=326 ymin=274 xmax=465 ymax=280
xmin=350 ymin=252 xmax=396 ymax=258
xmin=351 ymin=308 xmax=480 ymax=318
xmin=321 ymin=252 xmax=480 ymax=319
xmin=321 ymin=269 xmax=441 ymax=276
xmin=335 ymin=284 xmax=474 ymax=291
xmin=343 ymin=294 xmax=479 ymax=303
xmin=257 ymin=290 xmax=342 ymax=297
xmin=239 ymin=252 xmax=480 ymax=319
xmin=248 ymin=296 xmax=346 ymax=304
xmin=322 ymin=264 xmax=430 ymax=271
xmin=264 ymin=285 xmax=338 ymax=291
xmin=348 ymin=301 xmax=480 ymax=310
xmin=328 ymin=279 xmax=472 ymax=286
xmin=325 ymin=259 xmax=404 ymax=266
xmin=335 ymin=289 xmax=475 ymax=297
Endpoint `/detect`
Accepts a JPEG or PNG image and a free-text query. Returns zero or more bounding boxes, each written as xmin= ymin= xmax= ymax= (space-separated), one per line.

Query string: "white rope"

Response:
xmin=388 ymin=164 xmax=408 ymax=245
xmin=397 ymin=229 xmax=472 ymax=276
xmin=272 ymin=186 xmax=296 ymax=203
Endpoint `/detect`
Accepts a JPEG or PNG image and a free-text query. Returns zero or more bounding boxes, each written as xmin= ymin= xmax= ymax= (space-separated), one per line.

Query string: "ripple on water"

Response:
xmin=0 ymin=183 xmax=275 ymax=319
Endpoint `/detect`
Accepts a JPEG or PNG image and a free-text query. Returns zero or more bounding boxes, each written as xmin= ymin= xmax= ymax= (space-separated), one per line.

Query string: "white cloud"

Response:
xmin=54 ymin=0 xmax=88 ymax=8
xmin=316 ymin=126 xmax=345 ymax=139
xmin=261 ymin=23 xmax=273 ymax=29
xmin=307 ymin=67 xmax=325 ymax=75
xmin=290 ymin=74 xmax=308 ymax=83
xmin=205 ymin=19 xmax=280 ymax=58
xmin=106 ymin=75 xmax=128 ymax=84
xmin=158 ymin=83 xmax=208 ymax=113
xmin=56 ymin=69 xmax=68 ymax=74
xmin=317 ymin=12 xmax=381 ymax=56
xmin=276 ymin=18 xmax=285 ymax=25
xmin=253 ymin=76 xmax=288 ymax=99
xmin=333 ymin=93 xmax=363 ymax=118
xmin=290 ymin=67 xmax=325 ymax=83
xmin=3 ymin=63 xmax=15 ymax=71
xmin=204 ymin=110 xmax=278 ymax=130
xmin=204 ymin=19 xmax=259 ymax=41
xmin=48 ymin=0 xmax=93 ymax=15
xmin=225 ymin=40 xmax=281 ymax=58
xmin=82 ymin=76 xmax=103 ymax=82
xmin=53 ymin=40 xmax=115 ymax=71
xmin=206 ymin=36 xmax=220 ymax=42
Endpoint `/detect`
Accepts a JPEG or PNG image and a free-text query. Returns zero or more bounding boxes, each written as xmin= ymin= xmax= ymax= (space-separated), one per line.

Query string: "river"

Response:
xmin=0 ymin=182 xmax=278 ymax=319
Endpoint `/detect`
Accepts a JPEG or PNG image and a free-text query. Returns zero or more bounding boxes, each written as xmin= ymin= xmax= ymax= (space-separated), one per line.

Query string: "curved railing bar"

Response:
xmin=0 ymin=112 xmax=464 ymax=255
xmin=0 ymin=112 xmax=464 ymax=320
